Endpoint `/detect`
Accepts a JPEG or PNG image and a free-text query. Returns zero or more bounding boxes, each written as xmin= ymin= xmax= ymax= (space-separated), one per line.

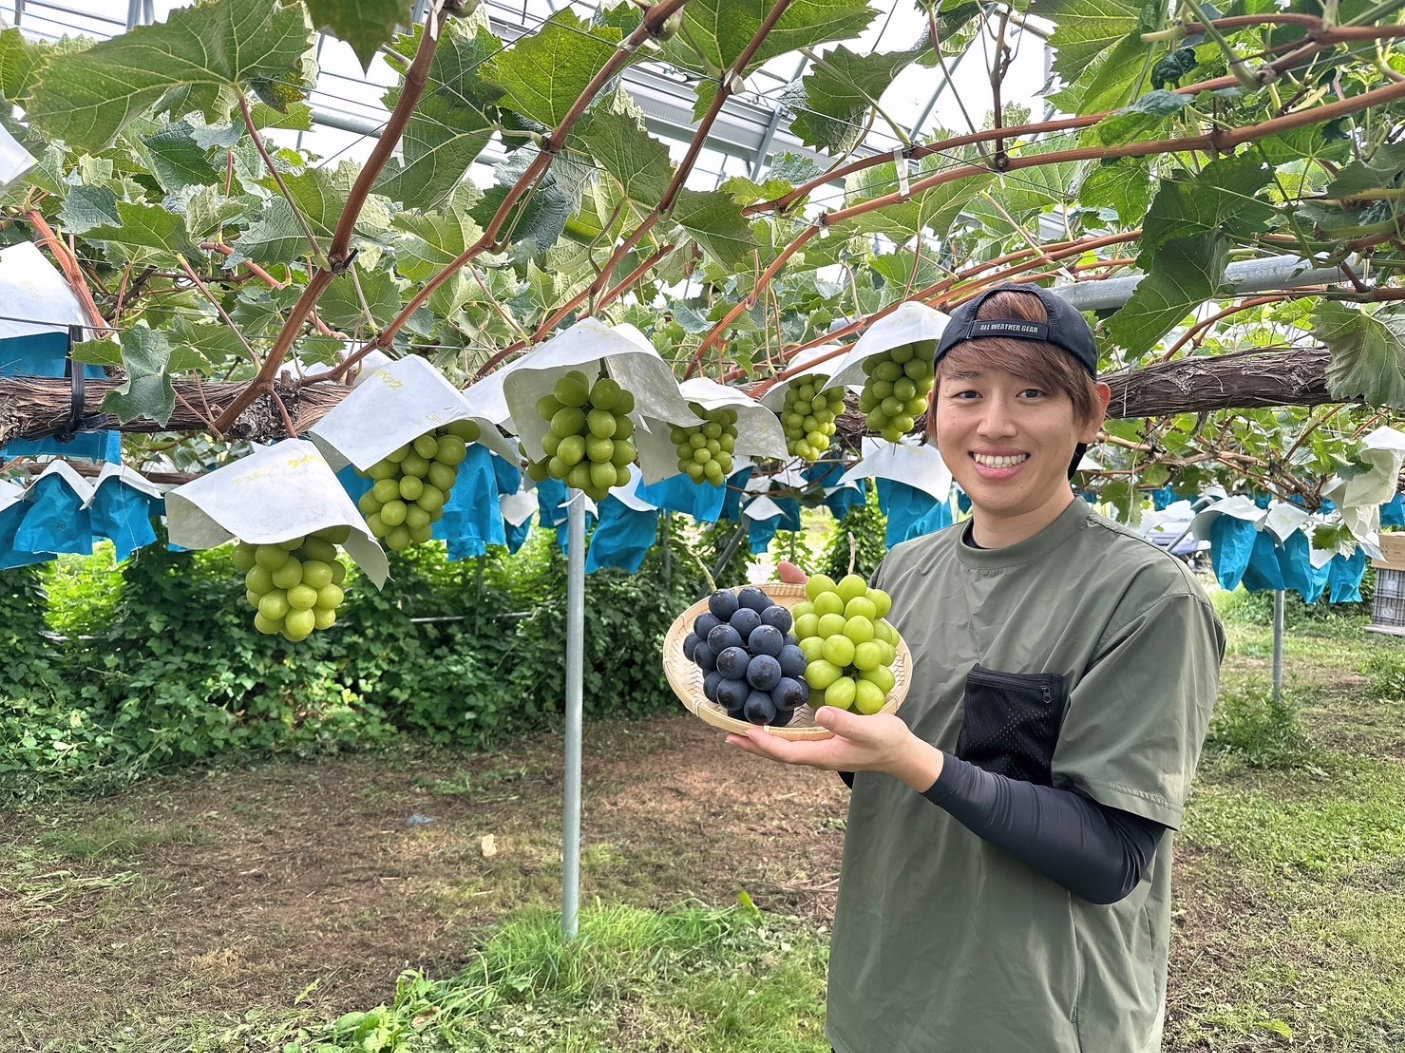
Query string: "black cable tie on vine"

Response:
xmin=52 ymin=324 xmax=105 ymax=444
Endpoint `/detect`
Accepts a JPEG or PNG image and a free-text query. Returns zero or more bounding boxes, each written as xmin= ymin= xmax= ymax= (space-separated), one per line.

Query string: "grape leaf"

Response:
xmin=1050 ymin=31 xmax=1148 ymax=115
xmin=1093 ymin=89 xmax=1191 ymax=147
xmin=58 ymin=184 xmax=121 ymax=234
xmin=375 ymin=15 xmax=500 ymax=211
xmin=82 ymin=200 xmax=204 ymax=262
xmin=317 ymin=266 xmax=404 ymax=331
xmin=240 ymin=161 xmax=389 ymax=263
xmin=671 ymin=188 xmax=758 ymax=268
xmin=1324 ymin=143 xmax=1405 ymax=199
xmin=142 ymin=121 xmax=221 ymax=192
xmin=1029 ymin=0 xmax=1155 ymax=81
xmin=392 ymin=203 xmax=485 ymax=283
xmin=304 ymin=0 xmax=413 ymax=71
xmin=1139 ymin=154 xmax=1274 ymax=266
xmin=0 ymin=26 xmax=49 ymax=104
xmin=660 ymin=0 xmax=876 ymax=78
xmin=1312 ymin=301 xmax=1405 ymax=409
xmin=25 ymin=0 xmax=313 ymax=152
xmin=790 ymin=43 xmax=927 ymax=154
xmin=1080 ymin=159 xmax=1153 ymax=226
xmin=103 ymin=327 xmax=176 ymax=426
xmin=483 ymin=10 xmax=622 ymax=130
xmin=1105 ymin=233 xmax=1229 ymax=356
xmin=571 ymin=108 xmax=675 ymax=208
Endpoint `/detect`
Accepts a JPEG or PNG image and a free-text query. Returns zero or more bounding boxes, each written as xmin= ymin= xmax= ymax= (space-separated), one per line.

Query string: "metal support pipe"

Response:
xmin=562 ymin=492 xmax=586 ymax=941
xmin=1053 ymin=255 xmax=1358 ymax=312
xmin=1272 ymin=590 xmax=1286 ymax=700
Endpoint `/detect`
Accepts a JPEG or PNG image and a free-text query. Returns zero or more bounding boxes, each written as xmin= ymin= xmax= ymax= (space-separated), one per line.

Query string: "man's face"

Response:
xmin=933 ymin=362 xmax=1103 ymax=522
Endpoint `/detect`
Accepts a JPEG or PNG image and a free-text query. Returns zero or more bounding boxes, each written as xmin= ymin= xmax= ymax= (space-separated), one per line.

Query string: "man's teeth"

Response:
xmin=973 ymin=453 xmax=1029 ymax=468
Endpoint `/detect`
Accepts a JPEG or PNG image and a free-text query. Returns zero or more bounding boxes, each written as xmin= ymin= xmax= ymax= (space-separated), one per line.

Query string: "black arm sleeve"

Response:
xmin=920 ymin=754 xmax=1165 ymax=905
xmin=838 ymin=770 xmax=854 ymax=788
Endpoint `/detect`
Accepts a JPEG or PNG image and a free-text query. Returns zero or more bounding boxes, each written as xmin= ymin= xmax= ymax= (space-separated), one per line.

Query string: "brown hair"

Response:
xmin=932 ymin=290 xmax=1101 ymax=426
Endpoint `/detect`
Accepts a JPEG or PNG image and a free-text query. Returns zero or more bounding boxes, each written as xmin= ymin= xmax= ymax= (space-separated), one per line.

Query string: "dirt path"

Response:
xmin=1 ymin=714 xmax=851 ymax=1044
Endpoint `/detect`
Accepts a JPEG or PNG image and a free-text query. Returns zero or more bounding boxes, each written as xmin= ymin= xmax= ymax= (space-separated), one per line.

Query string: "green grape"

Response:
xmin=859 ymin=340 xmax=937 ymax=444
xmin=673 ymin=403 xmax=738 ymax=484
xmin=791 ymin=570 xmax=905 ymax=716
xmin=231 ymin=542 xmax=257 ymax=572
xmin=354 ymin=420 xmax=479 ymax=551
xmin=780 ymin=375 xmax=846 ymax=462
xmin=528 ymin=369 xmax=640 ymax=495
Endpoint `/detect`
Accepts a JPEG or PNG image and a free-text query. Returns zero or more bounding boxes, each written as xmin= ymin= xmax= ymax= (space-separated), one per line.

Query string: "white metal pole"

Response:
xmin=562 ymin=492 xmax=586 ymax=941
xmin=1272 ymin=590 xmax=1286 ymax=700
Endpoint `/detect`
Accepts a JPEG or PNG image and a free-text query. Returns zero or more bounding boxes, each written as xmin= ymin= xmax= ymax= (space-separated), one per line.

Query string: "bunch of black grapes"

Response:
xmin=683 ymin=586 xmax=811 ymax=727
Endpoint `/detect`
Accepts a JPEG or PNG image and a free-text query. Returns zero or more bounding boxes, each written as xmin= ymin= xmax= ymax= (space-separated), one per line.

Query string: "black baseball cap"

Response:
xmin=933 ymin=284 xmax=1099 ymax=479
xmin=934 ymin=284 xmax=1098 ymax=377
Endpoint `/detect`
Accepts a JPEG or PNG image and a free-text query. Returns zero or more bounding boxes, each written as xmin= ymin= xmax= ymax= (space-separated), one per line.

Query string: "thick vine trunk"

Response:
xmin=0 ymin=345 xmax=1339 ymax=447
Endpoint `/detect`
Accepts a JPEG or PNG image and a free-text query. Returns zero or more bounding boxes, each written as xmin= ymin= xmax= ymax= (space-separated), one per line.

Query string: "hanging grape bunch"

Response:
xmin=529 ymin=369 xmax=638 ymax=502
xmin=781 ymin=375 xmax=847 ymax=462
xmin=682 ymin=586 xmax=811 ymax=727
xmin=355 ymin=419 xmax=478 ymax=552
xmin=672 ymin=402 xmax=737 ymax=485
xmin=790 ymin=572 xmax=902 ymax=714
xmin=231 ymin=526 xmax=351 ymax=642
xmin=857 ymin=340 xmax=936 ymax=443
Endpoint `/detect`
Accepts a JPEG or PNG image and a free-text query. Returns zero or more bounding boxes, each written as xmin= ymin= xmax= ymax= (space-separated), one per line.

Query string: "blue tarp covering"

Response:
xmin=1329 ymin=546 xmax=1368 ymax=603
xmin=720 ymin=467 xmax=754 ymax=522
xmin=88 ymin=476 xmax=161 ymax=562
xmin=877 ymin=478 xmax=954 ymax=547
xmin=0 ymin=499 xmax=54 ymax=569
xmin=585 ymin=497 xmax=659 ymax=574
xmin=437 ymin=444 xmax=505 ymax=561
xmin=747 ymin=497 xmax=801 ymax=554
xmin=12 ymin=472 xmax=91 ymax=556
xmin=0 ymin=332 xmax=121 ymax=462
xmin=1382 ymin=494 xmax=1405 ymax=528
xmin=537 ymin=478 xmax=569 ymax=529
xmin=635 ymin=473 xmax=726 ymax=522
xmin=1209 ymin=514 xmax=1257 ymax=591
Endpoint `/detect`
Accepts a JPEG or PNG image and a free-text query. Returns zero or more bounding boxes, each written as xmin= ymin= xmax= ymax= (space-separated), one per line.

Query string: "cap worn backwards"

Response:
xmin=934 ymin=284 xmax=1098 ymax=377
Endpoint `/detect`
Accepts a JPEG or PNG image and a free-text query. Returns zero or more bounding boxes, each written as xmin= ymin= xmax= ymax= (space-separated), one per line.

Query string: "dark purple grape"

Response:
xmin=708 ymin=623 xmax=743 ymax=654
xmin=695 ymin=642 xmax=717 ymax=672
xmin=730 ymin=607 xmax=762 ymax=639
xmin=682 ymin=632 xmax=700 ymax=662
xmin=744 ymin=690 xmax=777 ymax=725
xmin=761 ymin=605 xmax=793 ymax=634
xmin=746 ymin=653 xmax=782 ymax=691
xmin=704 ymin=670 xmax=723 ymax=702
xmin=748 ymin=624 xmax=784 ymax=657
xmin=738 ymin=586 xmax=773 ymax=613
xmin=783 ymin=634 xmax=799 ymax=648
xmin=708 ymin=589 xmax=740 ymax=621
xmin=777 ymin=644 xmax=807 ymax=679
xmin=769 ymin=706 xmax=795 ymax=727
xmin=717 ymin=677 xmax=750 ymax=711
xmin=694 ymin=612 xmax=721 ymax=640
xmin=716 ymin=646 xmax=751 ymax=680
xmin=771 ymin=676 xmax=809 ymax=711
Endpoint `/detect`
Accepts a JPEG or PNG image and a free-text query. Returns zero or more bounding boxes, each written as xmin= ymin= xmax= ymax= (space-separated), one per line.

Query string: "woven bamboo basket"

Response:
xmin=662 ymin=581 xmax=912 ymax=741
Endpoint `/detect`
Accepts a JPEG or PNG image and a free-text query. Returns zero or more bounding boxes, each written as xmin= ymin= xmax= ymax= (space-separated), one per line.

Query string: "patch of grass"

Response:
xmin=1203 ymin=684 xmax=1316 ymax=770
xmin=39 ymin=817 xmax=198 ymax=861
xmin=1184 ymin=758 xmax=1405 ymax=878
xmin=279 ymin=903 xmax=829 ymax=1053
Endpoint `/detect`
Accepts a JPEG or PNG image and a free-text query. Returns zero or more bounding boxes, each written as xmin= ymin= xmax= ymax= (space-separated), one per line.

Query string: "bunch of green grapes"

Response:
xmin=672 ymin=403 xmax=737 ymax=485
xmin=231 ymin=526 xmax=351 ymax=642
xmin=780 ymin=375 xmax=847 ymax=463
xmin=858 ymin=340 xmax=936 ymax=443
xmin=790 ymin=572 xmax=902 ymax=714
xmin=528 ymin=370 xmax=638 ymax=502
xmin=355 ymin=420 xmax=478 ymax=552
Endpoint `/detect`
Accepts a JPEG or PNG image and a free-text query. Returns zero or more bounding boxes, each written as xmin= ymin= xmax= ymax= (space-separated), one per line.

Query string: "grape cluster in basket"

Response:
xmin=792 ymin=573 xmax=900 ymax=714
xmin=683 ymin=586 xmax=812 ymax=727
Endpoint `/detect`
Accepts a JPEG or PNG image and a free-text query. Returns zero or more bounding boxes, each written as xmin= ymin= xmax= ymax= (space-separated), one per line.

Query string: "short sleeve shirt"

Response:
xmin=826 ymin=498 xmax=1225 ymax=1053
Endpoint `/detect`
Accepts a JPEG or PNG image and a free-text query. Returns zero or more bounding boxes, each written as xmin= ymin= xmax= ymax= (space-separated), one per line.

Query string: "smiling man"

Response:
xmin=728 ymin=286 xmax=1226 ymax=1053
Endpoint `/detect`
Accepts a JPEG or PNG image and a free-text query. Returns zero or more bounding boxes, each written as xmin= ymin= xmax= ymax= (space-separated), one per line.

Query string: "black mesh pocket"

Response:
xmin=954 ymin=664 xmax=1066 ymax=785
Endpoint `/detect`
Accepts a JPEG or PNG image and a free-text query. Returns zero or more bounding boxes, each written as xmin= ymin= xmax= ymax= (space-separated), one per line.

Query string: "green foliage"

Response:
xmin=1203 ymin=683 xmax=1315 ymax=770
xmin=0 ymin=526 xmax=707 ymax=801
xmin=818 ymin=486 xmax=887 ymax=582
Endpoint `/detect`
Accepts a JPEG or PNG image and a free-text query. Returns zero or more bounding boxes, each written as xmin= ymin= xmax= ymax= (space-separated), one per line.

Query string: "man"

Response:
xmin=728 ymin=286 xmax=1225 ymax=1052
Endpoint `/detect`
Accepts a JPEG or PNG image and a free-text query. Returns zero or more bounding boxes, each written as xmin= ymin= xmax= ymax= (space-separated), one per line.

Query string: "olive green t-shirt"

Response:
xmin=826 ymin=497 xmax=1225 ymax=1053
